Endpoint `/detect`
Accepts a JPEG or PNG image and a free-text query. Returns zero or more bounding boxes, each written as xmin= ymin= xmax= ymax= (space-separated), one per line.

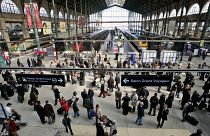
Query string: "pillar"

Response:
xmin=22 ymin=19 xmax=30 ymax=39
xmin=74 ymin=0 xmax=78 ymax=36
xmin=177 ymin=0 xmax=186 ymax=36
xmin=0 ymin=17 xmax=10 ymax=44
xmin=201 ymin=2 xmax=210 ymax=39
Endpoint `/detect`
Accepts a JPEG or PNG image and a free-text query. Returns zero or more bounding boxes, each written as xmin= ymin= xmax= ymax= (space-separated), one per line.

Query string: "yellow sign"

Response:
xmin=60 ymin=22 xmax=66 ymax=32
xmin=42 ymin=21 xmax=52 ymax=35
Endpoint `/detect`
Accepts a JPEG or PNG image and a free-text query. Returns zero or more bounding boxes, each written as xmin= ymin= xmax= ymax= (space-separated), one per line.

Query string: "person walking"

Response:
xmin=62 ymin=114 xmax=74 ymax=135
xmin=27 ymin=58 xmax=31 ymax=67
xmin=8 ymin=117 xmax=18 ymax=136
xmin=17 ymin=59 xmax=21 ymax=67
xmin=122 ymin=93 xmax=130 ymax=115
xmin=157 ymin=104 xmax=169 ymax=128
xmin=71 ymin=92 xmax=79 ymax=117
xmin=95 ymin=104 xmax=102 ymax=124
xmin=44 ymin=100 xmax=55 ymax=124
xmin=115 ymin=88 xmax=122 ymax=109
xmin=88 ymin=88 xmax=94 ymax=106
xmin=107 ymin=76 xmax=114 ymax=92
xmin=53 ymin=86 xmax=61 ymax=106
xmin=159 ymin=94 xmax=166 ymax=109
xmin=98 ymin=84 xmax=106 ymax=98
xmin=35 ymin=101 xmax=46 ymax=124
xmin=114 ymin=72 xmax=120 ymax=89
xmin=135 ymin=102 xmax=144 ymax=125
xmin=131 ymin=91 xmax=138 ymax=112
xmin=30 ymin=85 xmax=39 ymax=110
xmin=81 ymin=89 xmax=88 ymax=107
xmin=182 ymin=102 xmax=194 ymax=121
xmin=148 ymin=93 xmax=159 ymax=116
xmin=165 ymin=92 xmax=174 ymax=108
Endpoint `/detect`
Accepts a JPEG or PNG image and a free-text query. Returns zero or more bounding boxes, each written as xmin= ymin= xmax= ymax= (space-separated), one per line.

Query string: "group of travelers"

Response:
xmin=0 ymin=49 xmax=209 ymax=136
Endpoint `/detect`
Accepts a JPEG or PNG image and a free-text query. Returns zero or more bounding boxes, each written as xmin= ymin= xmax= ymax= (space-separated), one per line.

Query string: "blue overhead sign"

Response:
xmin=121 ymin=75 xmax=173 ymax=86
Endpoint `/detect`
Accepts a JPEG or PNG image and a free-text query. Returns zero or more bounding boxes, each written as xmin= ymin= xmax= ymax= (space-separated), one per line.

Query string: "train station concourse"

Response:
xmin=0 ymin=0 xmax=210 ymax=136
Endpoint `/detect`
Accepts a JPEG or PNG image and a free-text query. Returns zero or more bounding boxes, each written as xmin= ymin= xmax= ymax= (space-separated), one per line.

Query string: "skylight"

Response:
xmin=106 ymin=0 xmax=126 ymax=6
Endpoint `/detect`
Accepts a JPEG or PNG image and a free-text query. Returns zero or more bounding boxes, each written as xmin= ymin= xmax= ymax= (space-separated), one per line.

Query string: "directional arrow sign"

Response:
xmin=15 ymin=74 xmax=65 ymax=86
xmin=121 ymin=75 xmax=173 ymax=86
xmin=123 ymin=78 xmax=129 ymax=84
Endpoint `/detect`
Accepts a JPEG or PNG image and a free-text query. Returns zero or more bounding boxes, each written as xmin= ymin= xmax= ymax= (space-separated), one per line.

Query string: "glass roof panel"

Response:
xmin=105 ymin=0 xmax=126 ymax=6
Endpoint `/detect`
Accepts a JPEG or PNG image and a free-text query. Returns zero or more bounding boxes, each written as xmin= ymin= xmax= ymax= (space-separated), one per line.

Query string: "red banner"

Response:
xmin=25 ymin=3 xmax=33 ymax=29
xmin=24 ymin=3 xmax=42 ymax=29
xmin=33 ymin=3 xmax=42 ymax=29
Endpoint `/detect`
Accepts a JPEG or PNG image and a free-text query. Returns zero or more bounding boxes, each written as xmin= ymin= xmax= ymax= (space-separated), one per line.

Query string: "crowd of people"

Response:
xmin=0 ymin=50 xmax=209 ymax=136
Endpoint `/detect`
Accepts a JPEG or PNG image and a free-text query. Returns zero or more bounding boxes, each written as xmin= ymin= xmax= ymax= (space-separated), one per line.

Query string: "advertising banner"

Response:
xmin=42 ymin=21 xmax=52 ymax=35
xmin=24 ymin=3 xmax=42 ymax=29
xmin=60 ymin=22 xmax=66 ymax=32
xmin=25 ymin=3 xmax=33 ymax=29
xmin=33 ymin=3 xmax=42 ymax=29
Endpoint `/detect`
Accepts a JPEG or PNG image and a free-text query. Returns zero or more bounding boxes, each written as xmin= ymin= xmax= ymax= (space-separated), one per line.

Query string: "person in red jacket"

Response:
xmin=59 ymin=97 xmax=66 ymax=106
xmin=8 ymin=118 xmax=18 ymax=136
xmin=63 ymin=101 xmax=70 ymax=115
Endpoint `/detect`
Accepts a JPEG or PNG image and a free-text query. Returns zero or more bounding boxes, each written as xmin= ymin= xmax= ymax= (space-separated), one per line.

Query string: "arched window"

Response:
xmin=187 ymin=3 xmax=200 ymax=15
xmin=177 ymin=7 xmax=186 ymax=16
xmin=152 ymin=14 xmax=155 ymax=20
xmin=50 ymin=10 xmax=54 ymax=17
xmin=170 ymin=9 xmax=176 ymax=17
xmin=1 ymin=0 xmax=20 ymax=14
xmin=201 ymin=1 xmax=210 ymax=13
xmin=163 ymin=12 xmax=169 ymax=18
xmin=58 ymin=12 xmax=63 ymax=19
xmin=65 ymin=13 xmax=67 ymax=19
xmin=147 ymin=16 xmax=150 ymax=20
xmin=40 ymin=7 xmax=48 ymax=17
xmin=159 ymin=12 xmax=163 ymax=19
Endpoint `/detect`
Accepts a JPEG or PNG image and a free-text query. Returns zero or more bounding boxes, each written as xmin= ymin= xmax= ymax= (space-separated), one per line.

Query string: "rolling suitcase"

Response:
xmin=185 ymin=115 xmax=198 ymax=126
xmin=57 ymin=107 xmax=64 ymax=115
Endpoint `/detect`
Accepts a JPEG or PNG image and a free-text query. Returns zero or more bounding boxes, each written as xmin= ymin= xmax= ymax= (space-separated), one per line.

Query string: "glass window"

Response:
xmin=159 ymin=12 xmax=163 ymax=19
xmin=170 ymin=9 xmax=176 ymax=18
xmin=40 ymin=7 xmax=48 ymax=17
xmin=58 ymin=12 xmax=63 ymax=19
xmin=177 ymin=7 xmax=186 ymax=16
xmin=1 ymin=0 xmax=20 ymax=14
xmin=50 ymin=10 xmax=54 ymax=18
xmin=201 ymin=1 xmax=210 ymax=13
xmin=187 ymin=3 xmax=200 ymax=15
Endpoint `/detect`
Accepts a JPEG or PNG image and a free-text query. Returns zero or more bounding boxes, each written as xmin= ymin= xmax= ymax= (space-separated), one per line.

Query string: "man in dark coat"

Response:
xmin=27 ymin=58 xmax=31 ymax=67
xmin=98 ymin=84 xmax=106 ymax=98
xmin=35 ymin=101 xmax=46 ymax=124
xmin=44 ymin=100 xmax=55 ymax=124
xmin=114 ymin=72 xmax=120 ymax=89
xmin=159 ymin=94 xmax=166 ymax=109
xmin=96 ymin=122 xmax=105 ymax=136
xmin=148 ymin=93 xmax=159 ymax=116
xmin=122 ymin=93 xmax=130 ymax=115
xmin=107 ymin=76 xmax=114 ymax=92
xmin=17 ymin=85 xmax=25 ymax=103
xmin=81 ymin=89 xmax=88 ymax=107
xmin=88 ymin=88 xmax=94 ymax=106
xmin=157 ymin=104 xmax=169 ymax=128
xmin=62 ymin=114 xmax=74 ymax=135
xmin=181 ymin=89 xmax=191 ymax=110
xmin=53 ymin=86 xmax=61 ymax=106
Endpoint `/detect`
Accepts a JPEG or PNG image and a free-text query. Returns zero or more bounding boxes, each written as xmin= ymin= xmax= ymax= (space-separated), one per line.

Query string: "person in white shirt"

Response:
xmin=131 ymin=92 xmax=138 ymax=112
xmin=5 ymin=103 xmax=13 ymax=116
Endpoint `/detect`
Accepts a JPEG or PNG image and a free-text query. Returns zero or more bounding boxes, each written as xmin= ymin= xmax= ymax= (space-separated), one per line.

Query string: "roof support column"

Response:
xmin=65 ymin=0 xmax=71 ymax=40
xmin=194 ymin=0 xmax=205 ymax=37
xmin=80 ymin=0 xmax=84 ymax=34
xmin=74 ymin=0 xmax=78 ymax=36
xmin=155 ymin=10 xmax=160 ymax=34
xmin=141 ymin=15 xmax=144 ymax=31
xmin=85 ymin=0 xmax=88 ymax=33
xmin=177 ymin=0 xmax=186 ymax=36
xmin=52 ymin=0 xmax=58 ymax=38
xmin=182 ymin=0 xmax=190 ymax=36
xmin=201 ymin=2 xmax=210 ymax=39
